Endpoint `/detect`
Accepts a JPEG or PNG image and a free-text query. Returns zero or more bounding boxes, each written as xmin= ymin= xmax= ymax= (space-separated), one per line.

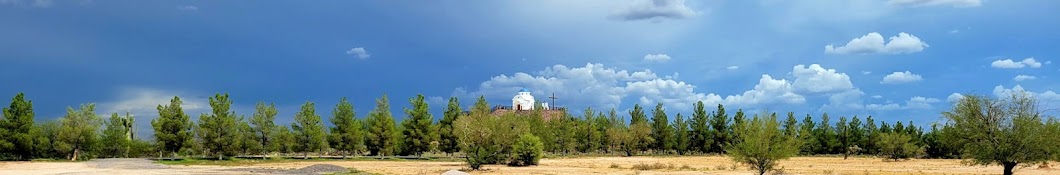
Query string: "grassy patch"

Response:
xmin=631 ymin=163 xmax=673 ymax=170
xmin=155 ymin=156 xmax=463 ymax=166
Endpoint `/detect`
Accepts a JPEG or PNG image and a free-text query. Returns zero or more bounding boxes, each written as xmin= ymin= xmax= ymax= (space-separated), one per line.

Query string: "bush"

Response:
xmin=877 ymin=132 xmax=923 ymax=161
xmin=509 ymin=134 xmax=544 ymax=166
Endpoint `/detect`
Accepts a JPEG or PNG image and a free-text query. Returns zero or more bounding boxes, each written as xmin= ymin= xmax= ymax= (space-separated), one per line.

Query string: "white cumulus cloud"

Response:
xmin=643 ymin=54 xmax=671 ymax=62
xmin=825 ymin=32 xmax=928 ymax=55
xmin=346 ymin=47 xmax=371 ymax=59
xmin=887 ymin=0 xmax=982 ymax=8
xmin=1014 ymin=75 xmax=1037 ymax=81
xmin=611 ymin=0 xmax=697 ymax=22
xmin=947 ymin=93 xmax=964 ymax=102
xmin=991 ymin=58 xmax=1042 ymax=69
xmin=726 ymin=66 xmax=739 ymax=70
xmin=881 ymin=71 xmax=923 ymax=84
xmin=792 ymin=64 xmax=854 ymax=93
xmin=993 ymin=85 xmax=1060 ymax=102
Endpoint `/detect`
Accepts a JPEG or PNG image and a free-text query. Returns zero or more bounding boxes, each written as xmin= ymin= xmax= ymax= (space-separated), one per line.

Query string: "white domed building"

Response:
xmin=511 ymin=88 xmax=550 ymax=111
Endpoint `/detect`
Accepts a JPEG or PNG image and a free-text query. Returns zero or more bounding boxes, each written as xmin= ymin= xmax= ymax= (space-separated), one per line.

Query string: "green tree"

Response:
xmin=709 ymin=104 xmax=729 ymax=153
xmin=650 ymin=103 xmax=673 ymax=153
xmin=57 ymin=104 xmax=102 ymax=161
xmin=101 ymin=113 xmax=132 ymax=158
xmin=509 ymin=134 xmax=544 ymax=166
xmin=592 ymin=111 xmax=611 ymax=153
xmin=366 ymin=94 xmax=399 ymax=157
xmin=689 ymin=101 xmax=710 ymax=153
xmin=236 ymin=120 xmax=258 ymax=156
xmin=1 ymin=93 xmax=36 ymax=160
xmin=862 ymin=116 xmax=879 ymax=155
xmin=798 ymin=114 xmax=817 ymax=154
xmin=292 ymin=101 xmax=326 ymax=159
xmin=197 ymin=93 xmax=241 ymax=160
xmin=731 ymin=109 xmax=746 ymax=145
xmin=628 ymin=104 xmax=653 ymax=153
xmin=576 ymin=107 xmax=601 ymax=153
xmin=249 ymin=101 xmax=278 ymax=158
xmin=876 ymin=132 xmax=923 ymax=161
xmin=273 ymin=126 xmax=295 ymax=155
xmin=152 ymin=96 xmax=194 ymax=160
xmin=438 ymin=97 xmax=461 ymax=156
xmin=782 ymin=112 xmax=798 ymax=137
xmin=844 ymin=116 xmax=865 ymax=159
xmin=727 ymin=112 xmax=801 ymax=175
xmin=942 ymin=93 xmax=1059 ymax=175
xmin=401 ymin=94 xmax=433 ymax=157
xmin=550 ymin=115 xmax=577 ymax=154
xmin=835 ymin=116 xmax=849 ymax=155
xmin=329 ymin=97 xmax=364 ymax=158
xmin=453 ymin=96 xmax=530 ymax=169
xmin=813 ymin=113 xmax=836 ymax=154
xmin=672 ymin=113 xmax=690 ymax=155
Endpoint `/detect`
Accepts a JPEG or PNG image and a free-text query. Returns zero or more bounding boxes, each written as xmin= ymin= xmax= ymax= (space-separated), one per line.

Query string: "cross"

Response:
xmin=548 ymin=93 xmax=558 ymax=110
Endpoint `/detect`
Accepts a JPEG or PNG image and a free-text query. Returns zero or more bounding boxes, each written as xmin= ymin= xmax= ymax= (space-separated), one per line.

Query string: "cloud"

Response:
xmin=1014 ymin=75 xmax=1037 ymax=81
xmin=177 ymin=5 xmax=198 ymax=11
xmin=872 ymin=95 xmax=883 ymax=99
xmin=643 ymin=54 xmax=671 ymax=62
xmin=825 ymin=32 xmax=928 ymax=55
xmin=611 ymin=0 xmax=697 ymax=22
xmin=991 ymin=58 xmax=1041 ymax=69
xmin=947 ymin=93 xmax=964 ymax=102
xmin=792 ymin=64 xmax=854 ymax=93
xmin=905 ymin=96 xmax=941 ymax=109
xmin=97 ymin=87 xmax=209 ymax=140
xmin=862 ymin=71 xmax=872 ymax=75
xmin=726 ymin=66 xmax=739 ymax=70
xmin=993 ymin=85 xmax=1060 ymax=102
xmin=887 ymin=0 xmax=982 ymax=8
xmin=346 ymin=47 xmax=371 ymax=59
xmin=881 ymin=71 xmax=923 ymax=84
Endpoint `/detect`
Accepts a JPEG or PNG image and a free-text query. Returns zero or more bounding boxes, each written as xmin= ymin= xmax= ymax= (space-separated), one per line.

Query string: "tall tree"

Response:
xmin=101 ymin=113 xmax=132 ymax=158
xmin=730 ymin=109 xmax=746 ymax=145
xmin=292 ymin=101 xmax=326 ymax=159
xmin=250 ymin=101 xmax=278 ymax=158
xmin=1 ymin=93 xmax=35 ymax=160
xmin=727 ymin=112 xmax=801 ymax=175
xmin=401 ymin=94 xmax=433 ymax=156
xmin=813 ymin=113 xmax=836 ymax=154
xmin=366 ymin=94 xmax=398 ymax=157
xmin=862 ymin=116 xmax=879 ymax=155
xmin=592 ymin=111 xmax=611 ymax=153
xmin=577 ymin=107 xmax=600 ymax=153
xmin=629 ymin=104 xmax=647 ymax=125
xmin=438 ymin=97 xmax=461 ymax=156
xmin=57 ymin=104 xmax=102 ymax=161
xmin=835 ymin=116 xmax=849 ymax=154
xmin=708 ymin=104 xmax=730 ymax=153
xmin=649 ymin=103 xmax=673 ymax=153
xmin=942 ymin=93 xmax=1060 ymax=175
xmin=329 ymin=97 xmax=364 ymax=158
xmin=844 ymin=116 xmax=864 ymax=159
xmin=672 ymin=113 xmax=690 ymax=155
xmin=197 ymin=93 xmax=241 ymax=160
xmin=628 ymin=104 xmax=653 ymax=153
xmin=689 ymin=101 xmax=710 ymax=153
xmin=236 ymin=119 xmax=258 ymax=156
xmin=152 ymin=96 xmax=194 ymax=160
xmin=798 ymin=114 xmax=817 ymax=154
xmin=782 ymin=112 xmax=798 ymax=137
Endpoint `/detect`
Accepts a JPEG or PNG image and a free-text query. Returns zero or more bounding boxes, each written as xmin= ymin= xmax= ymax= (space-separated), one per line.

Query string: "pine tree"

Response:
xmin=592 ymin=111 xmax=611 ymax=153
xmin=329 ymin=97 xmax=364 ymax=158
xmin=236 ymin=119 xmax=257 ymax=156
xmin=401 ymin=94 xmax=433 ymax=157
xmin=152 ymin=96 xmax=194 ymax=160
xmin=708 ymin=104 xmax=729 ymax=153
xmin=730 ymin=109 xmax=746 ymax=146
xmin=57 ymin=104 xmax=102 ymax=161
xmin=689 ymin=101 xmax=710 ymax=153
xmin=628 ymin=104 xmax=653 ymax=154
xmin=813 ymin=113 xmax=836 ymax=154
xmin=250 ymin=101 xmax=278 ymax=158
xmin=438 ymin=97 xmax=461 ymax=156
xmin=673 ymin=113 xmax=690 ymax=155
xmin=783 ymin=112 xmax=798 ymax=137
xmin=101 ymin=113 xmax=131 ymax=158
xmin=835 ymin=116 xmax=849 ymax=154
xmin=1 ymin=93 xmax=36 ymax=160
xmin=197 ymin=93 xmax=241 ymax=160
xmin=291 ymin=101 xmax=326 ymax=159
xmin=798 ymin=114 xmax=817 ymax=154
xmin=577 ymin=107 xmax=600 ymax=153
xmin=650 ymin=103 xmax=673 ymax=153
xmin=366 ymin=94 xmax=398 ymax=157
xmin=863 ymin=116 xmax=879 ymax=155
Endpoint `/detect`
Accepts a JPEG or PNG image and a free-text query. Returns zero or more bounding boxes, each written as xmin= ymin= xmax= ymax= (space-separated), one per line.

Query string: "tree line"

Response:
xmin=1 ymin=92 xmax=1057 ymax=175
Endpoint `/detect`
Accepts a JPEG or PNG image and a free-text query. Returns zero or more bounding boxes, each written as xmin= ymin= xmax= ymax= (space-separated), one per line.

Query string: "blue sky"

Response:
xmin=2 ymin=0 xmax=1059 ymax=138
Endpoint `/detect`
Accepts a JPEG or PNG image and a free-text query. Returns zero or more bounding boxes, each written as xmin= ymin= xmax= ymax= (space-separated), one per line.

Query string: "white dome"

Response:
xmin=512 ymin=90 xmax=535 ymax=110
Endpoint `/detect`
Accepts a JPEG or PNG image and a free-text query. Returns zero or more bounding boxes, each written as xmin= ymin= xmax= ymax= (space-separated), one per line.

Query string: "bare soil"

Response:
xmin=2 ymin=156 xmax=1058 ymax=175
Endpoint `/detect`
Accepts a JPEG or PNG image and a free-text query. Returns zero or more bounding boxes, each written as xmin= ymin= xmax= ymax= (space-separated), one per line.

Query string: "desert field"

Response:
xmin=1 ymin=156 xmax=1057 ymax=175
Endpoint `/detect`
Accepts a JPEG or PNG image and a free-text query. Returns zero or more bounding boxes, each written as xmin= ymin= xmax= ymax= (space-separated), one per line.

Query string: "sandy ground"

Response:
xmin=1 ymin=156 xmax=1057 ymax=175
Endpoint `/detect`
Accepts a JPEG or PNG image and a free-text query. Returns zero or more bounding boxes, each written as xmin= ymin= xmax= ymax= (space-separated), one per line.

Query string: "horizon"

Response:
xmin=3 ymin=0 xmax=1059 ymax=140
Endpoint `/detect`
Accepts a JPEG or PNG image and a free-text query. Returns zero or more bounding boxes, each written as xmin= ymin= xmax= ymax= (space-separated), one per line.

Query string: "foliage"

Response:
xmin=877 ymin=132 xmax=923 ymax=161
xmin=329 ymin=97 xmax=365 ymax=158
xmin=438 ymin=97 xmax=461 ymax=155
xmin=649 ymin=103 xmax=673 ymax=153
xmin=672 ymin=113 xmax=690 ymax=155
xmin=101 ymin=113 xmax=132 ymax=158
xmin=401 ymin=94 xmax=433 ymax=156
xmin=509 ymin=134 xmax=544 ymax=166
xmin=292 ymin=101 xmax=327 ymax=159
xmin=57 ymin=104 xmax=102 ymax=161
xmin=365 ymin=95 xmax=399 ymax=157
xmin=689 ymin=101 xmax=711 ymax=154
xmin=152 ymin=96 xmax=194 ymax=159
xmin=197 ymin=93 xmax=242 ymax=160
xmin=250 ymin=101 xmax=279 ymax=157
xmin=726 ymin=112 xmax=801 ymax=175
xmin=942 ymin=93 xmax=1060 ymax=175
xmin=708 ymin=104 xmax=729 ymax=154
xmin=1 ymin=93 xmax=36 ymax=160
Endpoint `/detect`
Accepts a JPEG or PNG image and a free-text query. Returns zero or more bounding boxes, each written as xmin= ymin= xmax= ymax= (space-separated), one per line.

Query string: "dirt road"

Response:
xmin=2 ymin=156 xmax=1057 ymax=175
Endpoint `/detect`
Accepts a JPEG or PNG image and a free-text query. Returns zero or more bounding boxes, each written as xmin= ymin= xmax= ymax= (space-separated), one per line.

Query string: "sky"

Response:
xmin=2 ymin=0 xmax=1059 ymax=139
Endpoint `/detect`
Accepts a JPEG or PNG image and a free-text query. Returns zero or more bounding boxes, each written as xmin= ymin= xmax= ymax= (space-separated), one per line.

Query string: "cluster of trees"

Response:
xmin=2 ymin=92 xmax=1058 ymax=175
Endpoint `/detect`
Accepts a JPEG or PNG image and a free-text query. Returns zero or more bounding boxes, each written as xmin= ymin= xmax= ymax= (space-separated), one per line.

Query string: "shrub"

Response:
xmin=509 ymin=134 xmax=544 ymax=166
xmin=876 ymin=132 xmax=923 ymax=161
